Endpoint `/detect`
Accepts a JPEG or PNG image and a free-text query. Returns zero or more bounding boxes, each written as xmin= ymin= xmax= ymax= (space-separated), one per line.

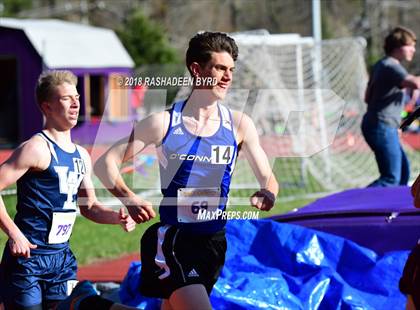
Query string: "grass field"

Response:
xmin=0 ymin=191 xmax=314 ymax=265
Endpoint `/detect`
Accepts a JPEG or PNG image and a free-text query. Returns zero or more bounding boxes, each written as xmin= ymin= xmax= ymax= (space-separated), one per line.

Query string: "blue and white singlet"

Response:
xmin=14 ymin=132 xmax=86 ymax=254
xmin=157 ymin=100 xmax=238 ymax=233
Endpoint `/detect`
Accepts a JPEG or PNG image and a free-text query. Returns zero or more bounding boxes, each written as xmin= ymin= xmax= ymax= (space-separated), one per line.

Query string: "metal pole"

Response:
xmin=312 ymin=0 xmax=322 ymax=41
xmin=312 ymin=0 xmax=332 ymax=188
xmin=296 ymin=43 xmax=308 ymax=187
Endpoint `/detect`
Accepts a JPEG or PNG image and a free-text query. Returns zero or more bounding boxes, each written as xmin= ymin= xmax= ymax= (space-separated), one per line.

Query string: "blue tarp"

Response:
xmin=120 ymin=219 xmax=409 ymax=309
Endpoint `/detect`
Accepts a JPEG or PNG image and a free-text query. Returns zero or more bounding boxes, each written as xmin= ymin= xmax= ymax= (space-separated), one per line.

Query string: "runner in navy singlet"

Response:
xmin=0 ymin=71 xmax=136 ymax=310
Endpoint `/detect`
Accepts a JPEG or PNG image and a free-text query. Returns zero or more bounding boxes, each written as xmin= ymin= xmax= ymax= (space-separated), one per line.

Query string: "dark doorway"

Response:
xmin=0 ymin=57 xmax=18 ymax=147
xmin=90 ymin=75 xmax=105 ymax=117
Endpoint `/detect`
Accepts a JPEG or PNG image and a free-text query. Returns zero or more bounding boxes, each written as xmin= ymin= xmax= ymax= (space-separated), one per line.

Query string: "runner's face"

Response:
xmin=195 ymin=51 xmax=235 ymax=100
xmin=47 ymin=82 xmax=80 ymax=128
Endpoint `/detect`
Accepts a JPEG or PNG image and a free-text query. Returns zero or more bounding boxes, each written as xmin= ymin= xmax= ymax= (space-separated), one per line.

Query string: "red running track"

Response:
xmin=77 ymin=252 xmax=139 ymax=283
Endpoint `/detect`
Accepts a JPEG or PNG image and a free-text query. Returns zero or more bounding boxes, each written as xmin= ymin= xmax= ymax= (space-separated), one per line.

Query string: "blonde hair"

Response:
xmin=36 ymin=70 xmax=77 ymax=105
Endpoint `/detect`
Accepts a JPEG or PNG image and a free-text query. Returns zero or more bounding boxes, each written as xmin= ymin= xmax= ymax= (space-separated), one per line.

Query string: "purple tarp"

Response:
xmin=272 ymin=186 xmax=419 ymax=254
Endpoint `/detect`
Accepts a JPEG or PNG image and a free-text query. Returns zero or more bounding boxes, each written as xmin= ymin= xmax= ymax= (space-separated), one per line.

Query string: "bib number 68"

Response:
xmin=191 ymin=201 xmax=208 ymax=214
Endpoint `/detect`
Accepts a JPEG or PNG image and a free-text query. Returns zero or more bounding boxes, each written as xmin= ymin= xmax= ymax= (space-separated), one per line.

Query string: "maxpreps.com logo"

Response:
xmin=169 ymin=153 xmax=212 ymax=163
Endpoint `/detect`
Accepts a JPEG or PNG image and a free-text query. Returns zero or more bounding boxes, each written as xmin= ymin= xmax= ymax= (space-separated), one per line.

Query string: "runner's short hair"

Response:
xmin=186 ymin=31 xmax=238 ymax=74
xmin=36 ymin=70 xmax=77 ymax=105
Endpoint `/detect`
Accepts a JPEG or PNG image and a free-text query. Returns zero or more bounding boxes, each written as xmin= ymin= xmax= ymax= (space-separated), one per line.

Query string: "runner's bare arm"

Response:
xmin=234 ymin=112 xmax=279 ymax=211
xmin=77 ymin=146 xmax=135 ymax=232
xmin=0 ymin=136 xmax=49 ymax=257
xmin=94 ymin=111 xmax=169 ymax=223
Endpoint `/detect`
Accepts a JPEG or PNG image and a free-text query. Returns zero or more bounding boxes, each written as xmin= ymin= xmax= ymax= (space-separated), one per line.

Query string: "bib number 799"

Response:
xmin=56 ymin=224 xmax=73 ymax=236
xmin=48 ymin=212 xmax=76 ymax=244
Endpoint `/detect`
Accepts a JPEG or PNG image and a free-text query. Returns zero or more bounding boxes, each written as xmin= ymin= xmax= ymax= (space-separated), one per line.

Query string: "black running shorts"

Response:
xmin=139 ymin=222 xmax=227 ymax=299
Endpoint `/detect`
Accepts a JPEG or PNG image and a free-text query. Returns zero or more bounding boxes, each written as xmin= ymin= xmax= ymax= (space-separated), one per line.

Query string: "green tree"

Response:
xmin=116 ymin=10 xmax=179 ymax=67
xmin=1 ymin=0 xmax=32 ymax=16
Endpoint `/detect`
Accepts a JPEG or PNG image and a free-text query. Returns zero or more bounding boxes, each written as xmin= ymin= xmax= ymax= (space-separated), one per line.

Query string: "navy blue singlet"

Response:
xmin=14 ymin=132 xmax=86 ymax=254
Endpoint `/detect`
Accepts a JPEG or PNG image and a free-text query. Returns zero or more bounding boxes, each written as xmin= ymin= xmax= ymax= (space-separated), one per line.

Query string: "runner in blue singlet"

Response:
xmin=95 ymin=31 xmax=279 ymax=310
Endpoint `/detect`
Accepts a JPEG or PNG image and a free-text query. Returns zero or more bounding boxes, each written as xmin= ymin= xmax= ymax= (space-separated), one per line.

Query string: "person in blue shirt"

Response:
xmin=362 ymin=26 xmax=420 ymax=187
xmin=94 ymin=31 xmax=279 ymax=310
xmin=0 ymin=70 xmax=136 ymax=309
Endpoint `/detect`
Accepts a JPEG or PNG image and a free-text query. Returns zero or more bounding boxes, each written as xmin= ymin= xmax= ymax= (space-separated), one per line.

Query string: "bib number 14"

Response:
xmin=211 ymin=145 xmax=234 ymax=164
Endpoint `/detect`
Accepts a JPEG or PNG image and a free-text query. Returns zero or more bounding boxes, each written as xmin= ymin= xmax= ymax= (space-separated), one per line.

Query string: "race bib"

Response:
xmin=211 ymin=145 xmax=234 ymax=164
xmin=177 ymin=188 xmax=220 ymax=223
xmin=48 ymin=212 xmax=77 ymax=244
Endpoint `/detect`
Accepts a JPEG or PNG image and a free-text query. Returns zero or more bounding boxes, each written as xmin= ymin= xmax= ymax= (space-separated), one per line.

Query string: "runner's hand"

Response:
xmin=250 ymin=189 xmax=276 ymax=211
xmin=8 ymin=232 xmax=37 ymax=258
xmin=125 ymin=196 xmax=155 ymax=223
xmin=118 ymin=207 xmax=136 ymax=232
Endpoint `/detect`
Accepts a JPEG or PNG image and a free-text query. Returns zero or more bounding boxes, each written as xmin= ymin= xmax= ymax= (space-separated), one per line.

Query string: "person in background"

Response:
xmin=362 ymin=26 xmax=420 ymax=187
